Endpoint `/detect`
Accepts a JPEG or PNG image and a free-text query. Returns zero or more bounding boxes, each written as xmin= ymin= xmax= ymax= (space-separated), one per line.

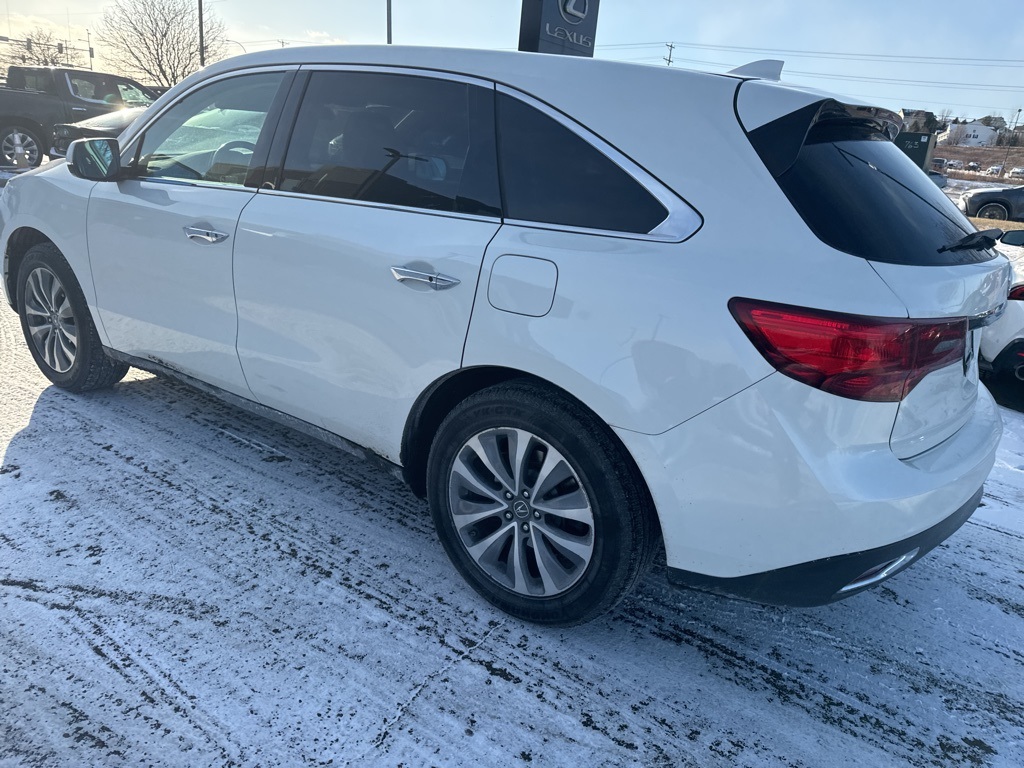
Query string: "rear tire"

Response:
xmin=426 ymin=380 xmax=658 ymax=625
xmin=976 ymin=203 xmax=1009 ymax=220
xmin=17 ymin=243 xmax=129 ymax=391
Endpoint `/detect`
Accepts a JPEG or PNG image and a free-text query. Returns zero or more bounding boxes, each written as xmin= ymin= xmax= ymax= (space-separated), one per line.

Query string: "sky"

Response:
xmin=10 ymin=0 xmax=1024 ymax=123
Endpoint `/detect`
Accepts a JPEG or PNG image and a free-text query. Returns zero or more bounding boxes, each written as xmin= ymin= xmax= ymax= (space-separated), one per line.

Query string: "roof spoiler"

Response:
xmin=748 ymin=98 xmax=903 ymax=178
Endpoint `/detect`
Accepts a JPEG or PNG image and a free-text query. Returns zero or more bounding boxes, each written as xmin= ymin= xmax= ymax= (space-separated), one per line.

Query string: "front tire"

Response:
xmin=426 ymin=381 xmax=658 ymax=625
xmin=17 ymin=243 xmax=129 ymax=391
xmin=976 ymin=203 xmax=1009 ymax=220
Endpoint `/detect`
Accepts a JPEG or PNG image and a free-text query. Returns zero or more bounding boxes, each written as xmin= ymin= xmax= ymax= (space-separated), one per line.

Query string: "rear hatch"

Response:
xmin=738 ymin=83 xmax=1011 ymax=458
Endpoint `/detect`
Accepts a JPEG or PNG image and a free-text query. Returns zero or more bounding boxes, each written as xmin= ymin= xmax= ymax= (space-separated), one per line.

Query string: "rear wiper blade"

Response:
xmin=937 ymin=228 xmax=1003 ymax=253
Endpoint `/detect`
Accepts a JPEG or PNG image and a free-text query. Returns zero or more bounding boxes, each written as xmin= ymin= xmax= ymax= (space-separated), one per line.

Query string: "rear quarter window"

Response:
xmin=496 ymin=93 xmax=668 ymax=235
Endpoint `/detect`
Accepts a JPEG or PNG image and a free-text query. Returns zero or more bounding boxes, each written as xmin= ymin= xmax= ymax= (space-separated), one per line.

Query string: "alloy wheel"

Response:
xmin=447 ymin=427 xmax=595 ymax=597
xmin=23 ymin=266 xmax=77 ymax=373
xmin=2 ymin=130 xmax=40 ymax=166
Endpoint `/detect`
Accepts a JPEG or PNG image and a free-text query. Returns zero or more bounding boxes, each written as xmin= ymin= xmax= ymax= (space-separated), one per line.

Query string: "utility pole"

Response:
xmin=664 ymin=42 xmax=674 ymax=66
xmin=387 ymin=0 xmax=392 ymax=44
xmin=198 ymin=0 xmax=205 ymax=67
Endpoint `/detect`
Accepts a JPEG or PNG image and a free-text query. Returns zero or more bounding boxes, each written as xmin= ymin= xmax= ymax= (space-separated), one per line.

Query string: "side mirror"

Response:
xmin=999 ymin=230 xmax=1024 ymax=248
xmin=67 ymin=138 xmax=122 ymax=181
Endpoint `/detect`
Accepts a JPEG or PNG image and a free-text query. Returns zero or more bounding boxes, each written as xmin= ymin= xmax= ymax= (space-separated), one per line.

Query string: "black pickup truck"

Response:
xmin=0 ymin=65 xmax=156 ymax=167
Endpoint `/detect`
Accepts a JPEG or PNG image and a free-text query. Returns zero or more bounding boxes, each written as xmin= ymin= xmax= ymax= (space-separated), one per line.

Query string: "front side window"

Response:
xmin=496 ymin=93 xmax=668 ymax=234
xmin=67 ymin=72 xmax=155 ymax=106
xmin=278 ymin=71 xmax=500 ymax=216
xmin=135 ymin=72 xmax=285 ymax=185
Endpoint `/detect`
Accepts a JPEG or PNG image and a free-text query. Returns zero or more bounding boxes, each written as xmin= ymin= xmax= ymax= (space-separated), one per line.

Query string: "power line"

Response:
xmin=595 ymin=40 xmax=1024 ymax=68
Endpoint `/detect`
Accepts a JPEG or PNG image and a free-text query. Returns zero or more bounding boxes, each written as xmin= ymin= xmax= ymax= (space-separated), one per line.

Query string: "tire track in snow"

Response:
xmin=3 ymin=304 xmax=1024 ymax=767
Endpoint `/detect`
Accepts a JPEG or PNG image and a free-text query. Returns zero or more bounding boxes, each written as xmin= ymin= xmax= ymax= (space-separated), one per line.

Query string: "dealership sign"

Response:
xmin=519 ymin=0 xmax=601 ymax=58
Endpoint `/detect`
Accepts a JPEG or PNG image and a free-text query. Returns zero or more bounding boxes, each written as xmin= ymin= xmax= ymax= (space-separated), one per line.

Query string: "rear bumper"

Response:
xmin=665 ymin=485 xmax=982 ymax=606
xmin=614 ymin=372 xmax=1001 ymax=582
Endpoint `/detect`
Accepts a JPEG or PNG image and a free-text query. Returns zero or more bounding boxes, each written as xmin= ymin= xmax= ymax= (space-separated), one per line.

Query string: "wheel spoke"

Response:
xmin=28 ymin=321 xmax=52 ymax=343
xmin=533 ymin=522 xmax=593 ymax=561
xmin=529 ymin=529 xmax=561 ymax=594
xmin=466 ymin=433 xmax=515 ymax=490
xmin=532 ymin=492 xmax=592 ymax=523
xmin=452 ymin=455 xmax=505 ymax=503
xmin=28 ymin=271 xmax=51 ymax=313
xmin=465 ymin=521 xmax=514 ymax=561
xmin=24 ymin=304 xmax=49 ymax=319
xmin=48 ymin=274 xmax=63 ymax=313
xmin=452 ymin=505 xmax=504 ymax=529
xmin=510 ymin=428 xmax=533 ymax=490
xmin=510 ymin=526 xmax=529 ymax=591
xmin=44 ymin=327 xmax=59 ymax=369
xmin=55 ymin=328 xmax=76 ymax=369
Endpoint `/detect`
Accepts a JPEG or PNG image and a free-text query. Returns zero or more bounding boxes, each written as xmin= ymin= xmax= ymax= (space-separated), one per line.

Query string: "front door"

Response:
xmin=88 ymin=70 xmax=290 ymax=397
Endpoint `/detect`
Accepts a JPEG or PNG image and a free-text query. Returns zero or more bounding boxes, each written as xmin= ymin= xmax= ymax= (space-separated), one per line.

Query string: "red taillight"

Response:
xmin=1009 ymin=285 xmax=1024 ymax=301
xmin=729 ymin=298 xmax=967 ymax=402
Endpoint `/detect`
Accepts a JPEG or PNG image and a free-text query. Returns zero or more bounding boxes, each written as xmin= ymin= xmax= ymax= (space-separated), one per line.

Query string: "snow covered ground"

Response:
xmin=2 ymin=300 xmax=1024 ymax=767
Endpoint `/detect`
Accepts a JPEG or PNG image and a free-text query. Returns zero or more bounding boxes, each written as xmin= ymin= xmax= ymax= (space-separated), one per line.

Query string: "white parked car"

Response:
xmin=982 ymin=231 xmax=1024 ymax=379
xmin=1009 ymin=167 xmax=1024 ymax=179
xmin=0 ymin=46 xmax=1011 ymax=624
xmin=985 ymin=165 xmax=1005 ymax=176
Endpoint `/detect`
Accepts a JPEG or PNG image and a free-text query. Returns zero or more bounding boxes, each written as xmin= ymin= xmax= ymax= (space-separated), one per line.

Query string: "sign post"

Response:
xmin=519 ymin=0 xmax=600 ymax=58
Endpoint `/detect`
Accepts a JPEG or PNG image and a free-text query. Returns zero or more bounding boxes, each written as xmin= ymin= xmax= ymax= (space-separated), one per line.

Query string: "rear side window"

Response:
xmin=496 ymin=93 xmax=667 ymax=235
xmin=761 ymin=120 xmax=993 ymax=266
xmin=279 ymin=71 xmax=501 ymax=217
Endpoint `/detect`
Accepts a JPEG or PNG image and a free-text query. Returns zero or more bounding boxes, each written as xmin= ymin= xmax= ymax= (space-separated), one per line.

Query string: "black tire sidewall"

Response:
xmin=977 ymin=203 xmax=1008 ymax=220
xmin=17 ymin=244 xmax=104 ymax=390
xmin=427 ymin=383 xmax=651 ymax=625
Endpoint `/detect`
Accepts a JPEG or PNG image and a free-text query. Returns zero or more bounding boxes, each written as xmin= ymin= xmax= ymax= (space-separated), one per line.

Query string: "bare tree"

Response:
xmin=944 ymin=123 xmax=968 ymax=147
xmin=936 ymin=108 xmax=953 ymax=131
xmin=1 ymin=26 xmax=84 ymax=68
xmin=97 ymin=0 xmax=226 ymax=88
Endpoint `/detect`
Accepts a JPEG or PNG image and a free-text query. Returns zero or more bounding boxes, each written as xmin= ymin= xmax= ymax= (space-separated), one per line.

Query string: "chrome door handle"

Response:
xmin=390 ymin=266 xmax=460 ymax=290
xmin=184 ymin=226 xmax=229 ymax=244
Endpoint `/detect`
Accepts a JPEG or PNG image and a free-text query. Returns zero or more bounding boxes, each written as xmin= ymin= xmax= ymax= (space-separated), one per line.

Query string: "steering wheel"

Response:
xmin=211 ymin=140 xmax=256 ymax=167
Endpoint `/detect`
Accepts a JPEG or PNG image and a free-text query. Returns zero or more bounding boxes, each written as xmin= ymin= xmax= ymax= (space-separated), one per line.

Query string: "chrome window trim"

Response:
xmin=129 ymin=177 xmax=260 ymax=193
xmin=501 ymin=217 xmax=688 ymax=243
xmin=495 ymin=84 xmax=702 ymax=243
xmin=295 ymin=64 xmax=494 ymax=90
xmin=256 ymin=188 xmax=501 ymax=225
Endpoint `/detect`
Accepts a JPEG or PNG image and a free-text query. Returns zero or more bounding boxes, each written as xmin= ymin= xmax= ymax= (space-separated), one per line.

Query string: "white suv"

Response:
xmin=0 ymin=46 xmax=1010 ymax=624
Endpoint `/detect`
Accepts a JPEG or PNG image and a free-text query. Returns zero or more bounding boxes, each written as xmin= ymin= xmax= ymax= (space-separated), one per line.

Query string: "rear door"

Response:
xmin=232 ymin=69 xmax=503 ymax=461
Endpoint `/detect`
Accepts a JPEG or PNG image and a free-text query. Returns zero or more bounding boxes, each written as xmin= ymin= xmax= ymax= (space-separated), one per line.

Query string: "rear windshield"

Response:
xmin=770 ymin=123 xmax=995 ymax=266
